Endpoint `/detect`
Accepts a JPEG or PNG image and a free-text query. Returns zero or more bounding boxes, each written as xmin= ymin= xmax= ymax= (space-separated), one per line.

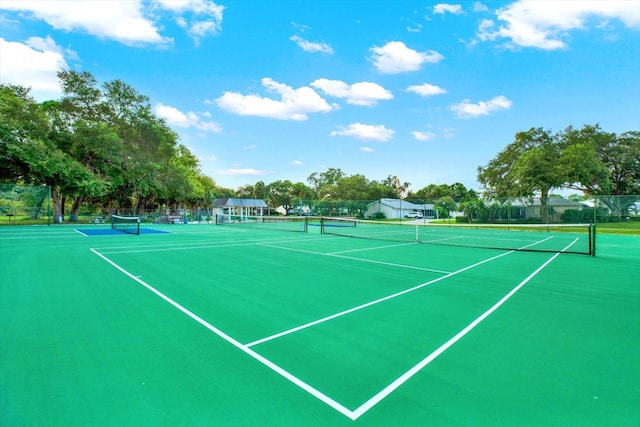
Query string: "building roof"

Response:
xmin=509 ymin=197 xmax=584 ymax=207
xmin=369 ymin=198 xmax=434 ymax=210
xmin=213 ymin=198 xmax=269 ymax=208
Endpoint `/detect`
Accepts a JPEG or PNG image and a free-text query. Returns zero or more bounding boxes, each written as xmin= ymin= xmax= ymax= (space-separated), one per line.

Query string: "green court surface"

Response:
xmin=1 ymin=222 xmax=639 ymax=426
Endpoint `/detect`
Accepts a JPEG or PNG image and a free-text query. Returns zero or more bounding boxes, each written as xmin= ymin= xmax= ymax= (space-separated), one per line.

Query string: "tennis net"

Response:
xmin=111 ymin=215 xmax=141 ymax=235
xmin=321 ymin=217 xmax=595 ymax=255
xmin=215 ymin=214 xmax=308 ymax=233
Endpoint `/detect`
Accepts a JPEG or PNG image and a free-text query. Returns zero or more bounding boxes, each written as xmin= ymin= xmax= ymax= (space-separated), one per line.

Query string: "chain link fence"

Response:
xmin=1 ymin=184 xmax=638 ymax=226
xmin=292 ymin=196 xmax=640 ymax=225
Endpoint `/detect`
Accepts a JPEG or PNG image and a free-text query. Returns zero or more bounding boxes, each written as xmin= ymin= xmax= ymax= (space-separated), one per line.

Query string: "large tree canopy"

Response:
xmin=477 ymin=127 xmax=564 ymax=200
xmin=1 ymin=72 xmax=222 ymax=221
xmin=478 ymin=124 xmax=639 ymax=198
xmin=560 ymin=125 xmax=640 ymax=196
xmin=478 ymin=124 xmax=639 ymax=221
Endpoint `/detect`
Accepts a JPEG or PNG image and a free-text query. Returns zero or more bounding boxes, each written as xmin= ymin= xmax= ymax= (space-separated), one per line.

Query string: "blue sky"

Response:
xmin=1 ymin=0 xmax=639 ymax=193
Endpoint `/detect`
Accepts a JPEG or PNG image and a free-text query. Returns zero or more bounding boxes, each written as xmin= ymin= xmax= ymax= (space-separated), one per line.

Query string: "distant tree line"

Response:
xmin=1 ymin=71 xmax=638 ymax=222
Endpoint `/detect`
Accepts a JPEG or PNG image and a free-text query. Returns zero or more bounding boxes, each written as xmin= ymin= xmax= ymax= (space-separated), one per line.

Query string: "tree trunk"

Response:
xmin=540 ymin=188 xmax=550 ymax=223
xmin=51 ymin=188 xmax=63 ymax=223
xmin=69 ymin=196 xmax=83 ymax=222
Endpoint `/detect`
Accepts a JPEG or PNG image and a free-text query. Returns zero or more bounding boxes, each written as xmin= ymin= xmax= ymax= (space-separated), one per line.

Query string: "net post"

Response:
xmin=590 ymin=223 xmax=597 ymax=256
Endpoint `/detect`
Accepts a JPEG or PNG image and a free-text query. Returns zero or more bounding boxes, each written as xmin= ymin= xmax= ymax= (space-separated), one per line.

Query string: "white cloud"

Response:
xmin=0 ymin=36 xmax=72 ymax=101
xmin=433 ymin=4 xmax=463 ymax=15
xmin=311 ymin=79 xmax=393 ymax=106
xmin=370 ymin=41 xmax=443 ymax=74
xmin=406 ymin=83 xmax=447 ymax=97
xmin=478 ymin=0 xmax=640 ymax=50
xmin=218 ymin=168 xmax=270 ymax=176
xmin=473 ymin=2 xmax=489 ymax=13
xmin=154 ymin=0 xmax=223 ymax=15
xmin=155 ymin=103 xmax=222 ymax=132
xmin=153 ymin=0 xmax=224 ymax=43
xmin=412 ymin=131 xmax=436 ymax=141
xmin=450 ymin=95 xmax=512 ymax=118
xmin=360 ymin=147 xmax=375 ymax=153
xmin=196 ymin=121 xmax=223 ymax=132
xmin=243 ymin=144 xmax=256 ymax=150
xmin=0 ymin=0 xmax=171 ymax=46
xmin=213 ymin=78 xmax=337 ymax=121
xmin=291 ymin=160 xmax=303 ymax=166
xmin=330 ymin=123 xmax=395 ymax=141
xmin=290 ymin=35 xmax=333 ymax=54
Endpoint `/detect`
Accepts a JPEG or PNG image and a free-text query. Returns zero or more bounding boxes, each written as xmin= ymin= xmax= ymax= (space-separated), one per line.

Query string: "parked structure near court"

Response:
xmin=213 ymin=198 xmax=270 ymax=218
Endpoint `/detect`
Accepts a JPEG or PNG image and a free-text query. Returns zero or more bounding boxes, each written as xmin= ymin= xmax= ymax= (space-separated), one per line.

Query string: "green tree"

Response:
xmin=253 ymin=181 xmax=267 ymax=199
xmin=0 ymin=84 xmax=48 ymax=182
xmin=380 ymin=175 xmax=411 ymax=199
xmin=435 ymin=196 xmax=456 ymax=219
xmin=478 ymin=127 xmax=564 ymax=222
xmin=334 ymin=174 xmax=371 ymax=200
xmin=459 ymin=199 xmax=486 ymax=222
xmin=266 ymin=180 xmax=296 ymax=214
xmin=560 ymin=125 xmax=639 ymax=196
xmin=235 ymin=184 xmax=255 ymax=198
xmin=410 ymin=182 xmax=477 ymax=203
xmin=0 ymin=84 xmax=103 ymax=222
xmin=307 ymin=167 xmax=345 ymax=199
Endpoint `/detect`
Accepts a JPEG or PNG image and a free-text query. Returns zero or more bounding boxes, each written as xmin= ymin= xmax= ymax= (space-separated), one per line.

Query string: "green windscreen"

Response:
xmin=215 ymin=214 xmax=308 ymax=233
xmin=321 ymin=217 xmax=594 ymax=255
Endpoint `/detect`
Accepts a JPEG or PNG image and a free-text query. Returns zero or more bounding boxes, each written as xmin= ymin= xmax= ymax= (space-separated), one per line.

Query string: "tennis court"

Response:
xmin=1 ymin=220 xmax=639 ymax=426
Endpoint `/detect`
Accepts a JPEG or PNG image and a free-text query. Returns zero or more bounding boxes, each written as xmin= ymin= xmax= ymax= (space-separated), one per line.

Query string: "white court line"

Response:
xmin=256 ymin=242 xmax=452 ymax=275
xmin=328 ymin=241 xmax=418 ymax=255
xmin=0 ymin=234 xmax=85 ymax=240
xmin=92 ymin=235 xmax=574 ymax=421
xmin=246 ymin=236 xmax=555 ymax=348
xmin=245 ymin=249 xmax=514 ymax=348
xmin=97 ymin=235 xmax=328 ymax=255
xmin=90 ymin=248 xmax=356 ymax=420
xmin=351 ymin=239 xmax=578 ymax=419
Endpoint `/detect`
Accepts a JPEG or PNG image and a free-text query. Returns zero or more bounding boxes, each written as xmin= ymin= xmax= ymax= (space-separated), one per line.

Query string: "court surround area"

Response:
xmin=1 ymin=220 xmax=638 ymax=426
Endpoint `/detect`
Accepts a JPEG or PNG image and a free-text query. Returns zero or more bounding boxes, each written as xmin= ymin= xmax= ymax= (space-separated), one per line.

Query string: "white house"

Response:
xmin=365 ymin=199 xmax=435 ymax=219
xmin=509 ymin=197 xmax=585 ymax=221
xmin=213 ymin=198 xmax=270 ymax=218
